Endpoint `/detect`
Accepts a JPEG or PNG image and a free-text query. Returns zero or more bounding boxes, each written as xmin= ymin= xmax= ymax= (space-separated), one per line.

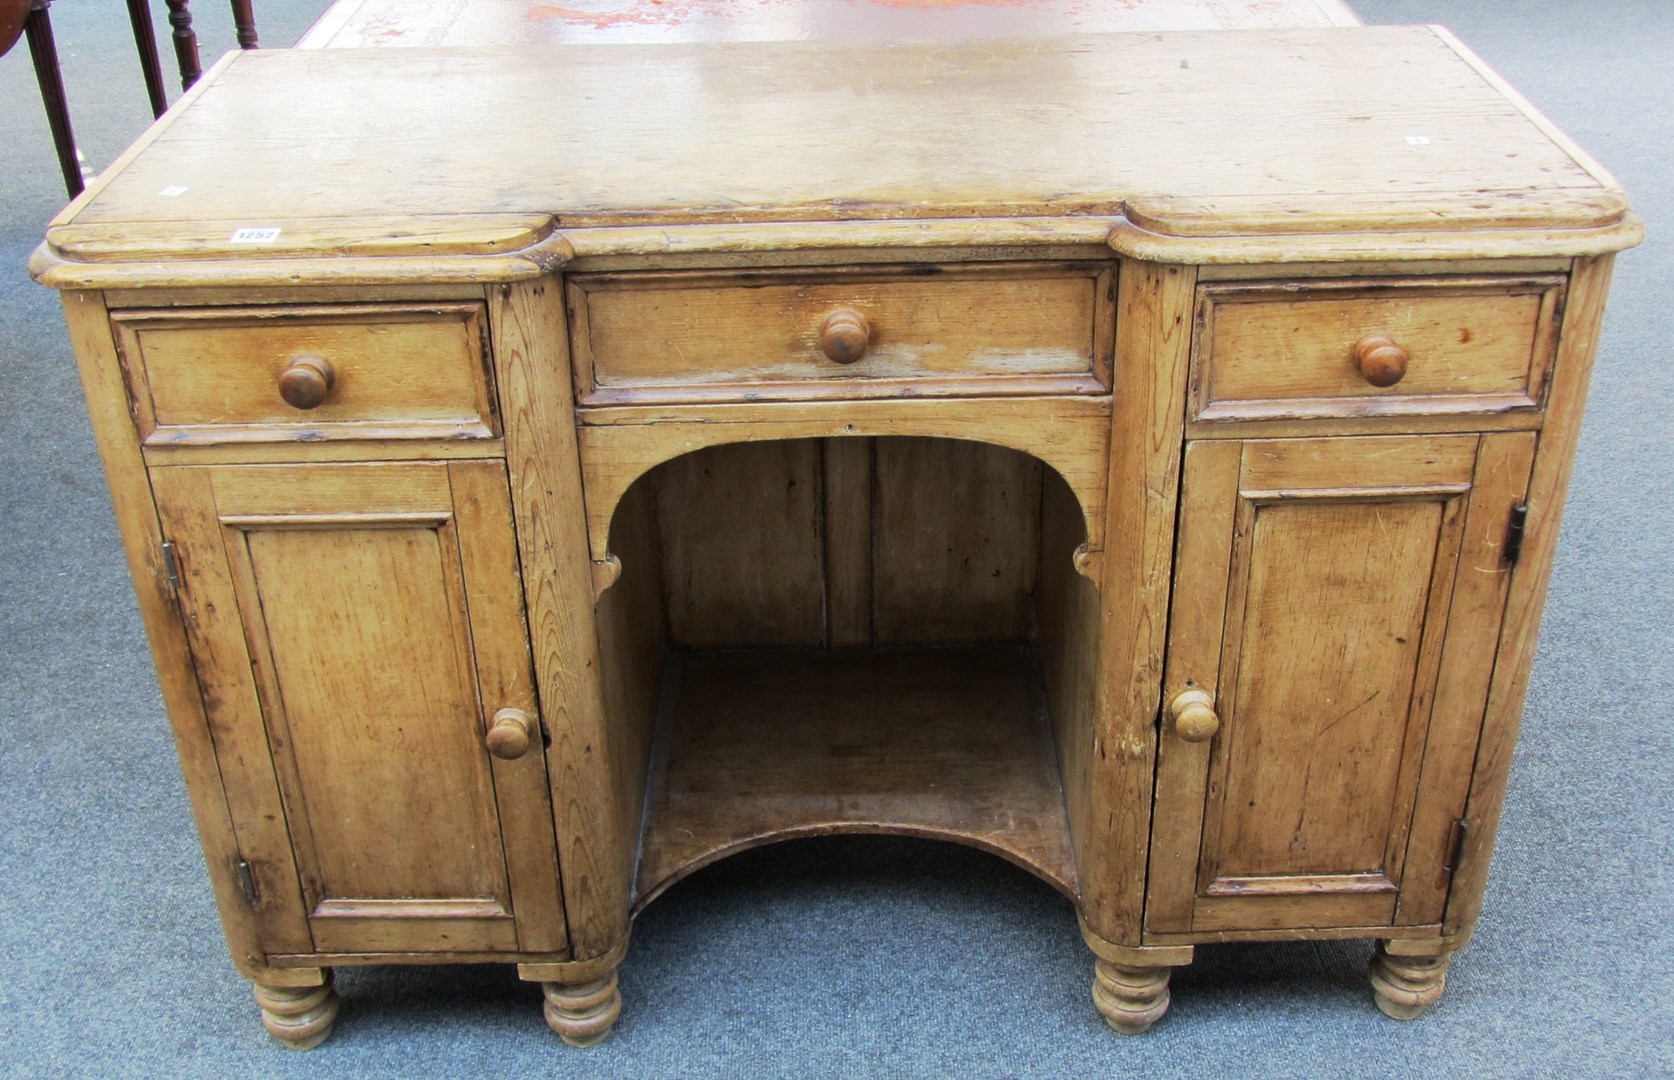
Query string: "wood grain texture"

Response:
xmin=253 ymin=977 xmax=340 ymax=1050
xmin=1395 ymin=432 xmax=1535 ymax=927
xmin=1146 ymin=438 xmax=1242 ymax=933
xmin=1193 ymin=277 xmax=1564 ymax=421
xmin=1036 ymin=467 xmax=1103 ymax=913
xmin=635 ymin=649 xmax=1076 ymax=908
xmin=872 ymin=438 xmax=1041 ymax=646
xmin=57 ymin=291 xmax=310 ymax=983
xmin=1147 ymin=434 xmax=1535 ymax=936
xmin=653 ymin=440 xmax=825 ymax=648
xmin=112 ymin=303 xmax=497 ymax=445
xmin=1443 ymin=254 xmax=1617 ymax=941
xmin=591 ymin=477 xmax=666 ymax=906
xmin=489 ymin=280 xmax=625 ymax=960
xmin=154 ymin=460 xmax=564 ymax=955
xmin=34 ymin=28 xmax=1637 ymax=289
xmin=576 ymin=396 xmax=1110 ymax=570
xmin=148 ymin=464 xmax=315 ymax=956
xmin=568 ymin=264 xmax=1107 ymax=405
xmin=822 ymin=437 xmax=872 ymax=649
xmin=1080 ymin=260 xmax=1194 ymax=944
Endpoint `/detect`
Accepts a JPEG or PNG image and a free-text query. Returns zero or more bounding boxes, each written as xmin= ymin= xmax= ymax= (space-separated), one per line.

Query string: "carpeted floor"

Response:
xmin=0 ymin=2 xmax=1668 ymax=1076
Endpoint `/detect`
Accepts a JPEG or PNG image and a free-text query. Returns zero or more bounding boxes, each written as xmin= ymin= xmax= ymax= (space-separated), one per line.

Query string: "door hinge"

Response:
xmin=1443 ymin=818 xmax=1470 ymax=875
xmin=1503 ymin=502 xmax=1529 ymax=568
xmin=161 ymin=540 xmax=182 ymax=591
xmin=235 ymin=857 xmax=260 ymax=906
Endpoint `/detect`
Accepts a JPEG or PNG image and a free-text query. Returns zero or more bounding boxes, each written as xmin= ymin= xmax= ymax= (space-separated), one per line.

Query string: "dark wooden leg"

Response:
xmin=230 ymin=0 xmax=257 ymax=48
xmin=164 ymin=0 xmax=201 ymax=90
xmin=24 ymin=0 xmax=82 ymax=197
xmin=126 ymin=0 xmax=169 ymax=117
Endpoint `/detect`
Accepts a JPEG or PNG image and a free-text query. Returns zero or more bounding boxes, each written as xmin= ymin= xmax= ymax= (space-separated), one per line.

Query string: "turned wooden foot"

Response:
xmin=542 ymin=970 xmax=622 ymax=1046
xmin=1369 ymin=942 xmax=1452 ymax=1020
xmin=1092 ymin=959 xmax=1172 ymax=1035
xmin=253 ymin=974 xmax=340 ymax=1050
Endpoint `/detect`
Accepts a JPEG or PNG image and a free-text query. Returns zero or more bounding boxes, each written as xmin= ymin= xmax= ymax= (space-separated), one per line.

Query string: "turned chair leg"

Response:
xmin=542 ymin=970 xmax=622 ymax=1047
xmin=24 ymin=0 xmax=83 ymax=197
xmin=125 ymin=0 xmax=168 ymax=117
xmin=230 ymin=0 xmax=257 ymax=48
xmin=1369 ymin=941 xmax=1454 ymax=1020
xmin=253 ymin=972 xmax=341 ymax=1050
xmin=164 ymin=0 xmax=200 ymax=90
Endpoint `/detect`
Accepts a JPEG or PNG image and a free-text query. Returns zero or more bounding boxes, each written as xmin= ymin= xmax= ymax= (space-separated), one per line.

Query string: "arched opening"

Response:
xmin=592 ymin=435 xmax=1101 ymax=910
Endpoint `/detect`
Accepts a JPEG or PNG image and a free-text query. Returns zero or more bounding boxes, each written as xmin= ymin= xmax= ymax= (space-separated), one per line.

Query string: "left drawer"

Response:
xmin=112 ymin=302 xmax=497 ymax=445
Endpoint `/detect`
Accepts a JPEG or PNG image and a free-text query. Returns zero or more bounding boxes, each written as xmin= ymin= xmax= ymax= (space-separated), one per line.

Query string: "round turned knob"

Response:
xmin=485 ymin=707 xmax=534 ymax=760
xmin=819 ymin=308 xmax=871 ymax=365
xmin=277 ymin=356 xmax=336 ymax=410
xmin=1170 ymin=688 xmax=1221 ymax=743
xmin=1353 ymin=334 xmax=1409 ymax=388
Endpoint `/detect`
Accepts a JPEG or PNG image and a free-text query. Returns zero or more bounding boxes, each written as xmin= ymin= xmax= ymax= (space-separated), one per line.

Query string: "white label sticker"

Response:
xmin=1406 ymin=135 xmax=1432 ymax=146
xmin=229 ymin=227 xmax=282 ymax=244
xmin=157 ymin=185 xmax=189 ymax=197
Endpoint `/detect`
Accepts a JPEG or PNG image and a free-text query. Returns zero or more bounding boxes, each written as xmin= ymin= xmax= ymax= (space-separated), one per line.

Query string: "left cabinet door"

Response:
xmin=152 ymin=461 xmax=567 ymax=957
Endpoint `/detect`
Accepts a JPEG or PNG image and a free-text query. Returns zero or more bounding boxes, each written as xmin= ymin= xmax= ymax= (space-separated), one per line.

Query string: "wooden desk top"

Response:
xmin=296 ymin=0 xmax=1359 ymax=49
xmin=35 ymin=27 xmax=1638 ymax=289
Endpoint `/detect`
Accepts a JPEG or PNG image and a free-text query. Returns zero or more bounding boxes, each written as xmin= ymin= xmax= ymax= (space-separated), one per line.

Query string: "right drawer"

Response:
xmin=1191 ymin=276 xmax=1566 ymax=423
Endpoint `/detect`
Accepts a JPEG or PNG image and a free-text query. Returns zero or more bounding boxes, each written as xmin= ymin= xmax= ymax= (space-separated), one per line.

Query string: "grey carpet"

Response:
xmin=0 ymin=2 xmax=1669 ymax=1076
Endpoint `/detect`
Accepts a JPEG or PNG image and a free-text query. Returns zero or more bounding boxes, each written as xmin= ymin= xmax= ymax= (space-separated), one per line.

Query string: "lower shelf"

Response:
xmin=634 ymin=646 xmax=1077 ymax=908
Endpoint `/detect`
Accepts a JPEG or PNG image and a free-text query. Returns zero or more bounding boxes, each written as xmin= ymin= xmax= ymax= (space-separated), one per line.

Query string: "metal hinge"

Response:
xmin=161 ymin=541 xmax=182 ymax=591
xmin=1503 ymin=503 xmax=1529 ymax=568
xmin=235 ymin=857 xmax=260 ymax=906
xmin=1443 ymin=818 xmax=1470 ymax=875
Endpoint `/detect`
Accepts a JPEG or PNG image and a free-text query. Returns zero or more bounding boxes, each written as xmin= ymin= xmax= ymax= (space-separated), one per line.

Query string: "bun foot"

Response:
xmin=1369 ymin=942 xmax=1452 ymax=1020
xmin=1092 ymin=959 xmax=1172 ymax=1035
xmin=543 ymin=970 xmax=622 ymax=1046
xmin=253 ymin=974 xmax=340 ymax=1050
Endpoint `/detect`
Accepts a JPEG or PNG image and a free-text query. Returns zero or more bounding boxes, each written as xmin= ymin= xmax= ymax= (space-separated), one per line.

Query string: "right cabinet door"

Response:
xmin=1147 ymin=433 xmax=1535 ymax=935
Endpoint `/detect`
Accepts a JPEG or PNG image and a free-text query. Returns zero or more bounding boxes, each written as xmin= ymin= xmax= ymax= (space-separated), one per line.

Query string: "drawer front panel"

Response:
xmin=113 ymin=302 xmax=497 ymax=445
xmin=569 ymin=264 xmax=1114 ymax=405
xmin=1192 ymin=276 xmax=1564 ymax=422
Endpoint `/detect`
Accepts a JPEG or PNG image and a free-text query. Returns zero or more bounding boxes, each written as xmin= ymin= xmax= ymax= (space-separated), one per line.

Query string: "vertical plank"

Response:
xmin=1397 ymin=431 xmax=1537 ymax=925
xmin=1443 ymin=255 xmax=1617 ymax=939
xmin=823 ymin=437 xmax=873 ymax=649
xmin=1036 ymin=466 xmax=1102 ymax=898
xmin=150 ymin=465 xmax=316 ymax=956
xmin=450 ymin=460 xmax=569 ymax=952
xmin=491 ymin=279 xmax=625 ymax=959
xmin=1084 ymin=260 xmax=1194 ymax=943
xmin=60 ymin=291 xmax=318 ymax=984
xmin=656 ymin=440 xmax=825 ymax=648
xmin=592 ymin=473 xmax=667 ymax=890
xmin=872 ymin=437 xmax=1041 ymax=646
xmin=1146 ymin=438 xmax=1241 ymax=932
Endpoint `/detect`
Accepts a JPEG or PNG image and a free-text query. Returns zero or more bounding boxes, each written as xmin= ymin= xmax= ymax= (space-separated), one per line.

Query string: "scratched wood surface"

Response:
xmin=37 ymin=27 xmax=1634 ymax=281
xmin=298 ymin=0 xmax=1360 ymax=49
xmin=635 ymin=648 xmax=1077 ymax=908
xmin=1146 ymin=434 xmax=1535 ymax=936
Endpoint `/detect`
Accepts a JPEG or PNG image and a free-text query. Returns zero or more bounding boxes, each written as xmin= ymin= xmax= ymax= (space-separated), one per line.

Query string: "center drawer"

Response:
xmin=566 ymin=263 xmax=1115 ymax=405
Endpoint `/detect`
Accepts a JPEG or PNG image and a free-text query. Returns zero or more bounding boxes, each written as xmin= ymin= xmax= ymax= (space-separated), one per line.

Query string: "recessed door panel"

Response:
xmin=154 ymin=461 xmax=566 ymax=956
xmin=1148 ymin=433 xmax=1534 ymax=935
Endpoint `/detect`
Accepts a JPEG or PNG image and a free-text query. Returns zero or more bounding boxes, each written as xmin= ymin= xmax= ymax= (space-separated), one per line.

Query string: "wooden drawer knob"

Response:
xmin=277 ymin=356 xmax=336 ymax=409
xmin=486 ymin=707 xmax=534 ymax=760
xmin=1170 ymin=688 xmax=1220 ymax=743
xmin=819 ymin=308 xmax=871 ymax=364
xmin=1353 ymin=334 xmax=1409 ymax=388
